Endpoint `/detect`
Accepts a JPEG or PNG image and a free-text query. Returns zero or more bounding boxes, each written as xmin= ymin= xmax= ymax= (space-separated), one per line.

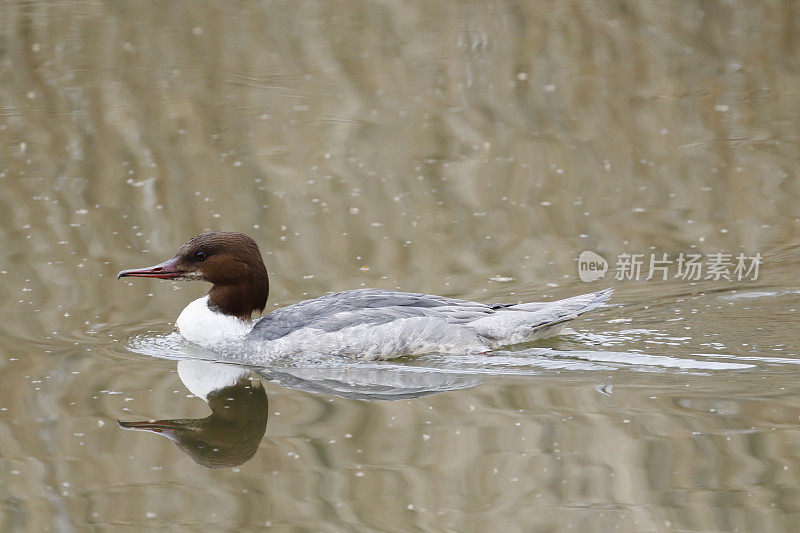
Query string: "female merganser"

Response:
xmin=118 ymin=232 xmax=612 ymax=361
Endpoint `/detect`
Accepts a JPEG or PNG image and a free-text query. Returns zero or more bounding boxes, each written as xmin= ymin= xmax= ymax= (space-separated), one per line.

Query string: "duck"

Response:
xmin=118 ymin=231 xmax=612 ymax=361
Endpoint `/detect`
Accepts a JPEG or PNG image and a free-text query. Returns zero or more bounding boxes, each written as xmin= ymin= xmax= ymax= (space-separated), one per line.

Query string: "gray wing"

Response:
xmin=247 ymin=288 xmax=494 ymax=341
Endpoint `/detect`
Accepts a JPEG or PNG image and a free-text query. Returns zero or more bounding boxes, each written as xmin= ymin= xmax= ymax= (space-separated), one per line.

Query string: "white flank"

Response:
xmin=254 ymin=317 xmax=490 ymax=361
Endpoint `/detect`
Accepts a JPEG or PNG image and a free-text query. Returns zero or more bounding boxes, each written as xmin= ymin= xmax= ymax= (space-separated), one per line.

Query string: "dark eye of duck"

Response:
xmin=194 ymin=251 xmax=207 ymax=262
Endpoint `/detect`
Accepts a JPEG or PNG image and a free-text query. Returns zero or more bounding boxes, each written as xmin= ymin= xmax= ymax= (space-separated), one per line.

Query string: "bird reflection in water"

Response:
xmin=119 ymin=360 xmax=268 ymax=468
xmin=120 ymin=358 xmax=481 ymax=468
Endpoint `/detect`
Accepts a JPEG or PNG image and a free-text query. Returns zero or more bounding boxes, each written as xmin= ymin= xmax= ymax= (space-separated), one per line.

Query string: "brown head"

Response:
xmin=118 ymin=231 xmax=269 ymax=320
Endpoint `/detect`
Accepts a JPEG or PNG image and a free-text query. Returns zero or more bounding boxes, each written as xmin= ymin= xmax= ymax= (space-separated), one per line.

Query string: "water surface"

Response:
xmin=2 ymin=1 xmax=800 ymax=530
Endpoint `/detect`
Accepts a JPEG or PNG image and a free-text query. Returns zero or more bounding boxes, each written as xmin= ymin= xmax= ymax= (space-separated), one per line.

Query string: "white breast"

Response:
xmin=175 ymin=296 xmax=253 ymax=347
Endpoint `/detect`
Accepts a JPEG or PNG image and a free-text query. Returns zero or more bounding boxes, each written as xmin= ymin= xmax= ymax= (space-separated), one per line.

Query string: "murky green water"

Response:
xmin=2 ymin=1 xmax=800 ymax=530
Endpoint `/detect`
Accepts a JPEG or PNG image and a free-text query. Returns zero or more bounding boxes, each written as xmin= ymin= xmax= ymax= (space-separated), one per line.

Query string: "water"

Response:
xmin=2 ymin=0 xmax=800 ymax=530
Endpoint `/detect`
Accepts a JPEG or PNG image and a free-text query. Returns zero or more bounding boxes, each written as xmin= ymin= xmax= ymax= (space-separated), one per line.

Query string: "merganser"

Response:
xmin=118 ymin=232 xmax=612 ymax=361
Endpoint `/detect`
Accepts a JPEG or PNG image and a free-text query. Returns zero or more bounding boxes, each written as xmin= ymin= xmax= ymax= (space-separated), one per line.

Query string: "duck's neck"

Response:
xmin=207 ymin=270 xmax=269 ymax=321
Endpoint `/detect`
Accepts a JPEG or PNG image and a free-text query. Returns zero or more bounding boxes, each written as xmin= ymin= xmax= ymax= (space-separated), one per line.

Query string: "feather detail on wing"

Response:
xmin=248 ymin=287 xmax=613 ymax=350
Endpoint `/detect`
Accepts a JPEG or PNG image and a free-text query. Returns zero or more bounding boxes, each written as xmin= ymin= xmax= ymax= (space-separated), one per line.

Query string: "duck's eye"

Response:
xmin=194 ymin=251 xmax=207 ymax=262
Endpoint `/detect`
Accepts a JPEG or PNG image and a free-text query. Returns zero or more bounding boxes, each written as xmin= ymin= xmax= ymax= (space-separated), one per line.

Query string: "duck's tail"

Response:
xmin=510 ymin=287 xmax=613 ymax=315
xmin=472 ymin=288 xmax=613 ymax=347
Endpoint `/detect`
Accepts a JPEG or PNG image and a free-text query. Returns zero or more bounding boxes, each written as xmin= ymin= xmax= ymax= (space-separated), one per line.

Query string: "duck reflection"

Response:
xmin=119 ymin=360 xmax=268 ymax=468
xmin=120 ymin=358 xmax=481 ymax=468
xmin=259 ymin=366 xmax=481 ymax=401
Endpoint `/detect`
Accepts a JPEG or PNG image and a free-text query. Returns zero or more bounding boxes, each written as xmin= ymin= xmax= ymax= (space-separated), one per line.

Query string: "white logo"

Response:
xmin=578 ymin=250 xmax=608 ymax=282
